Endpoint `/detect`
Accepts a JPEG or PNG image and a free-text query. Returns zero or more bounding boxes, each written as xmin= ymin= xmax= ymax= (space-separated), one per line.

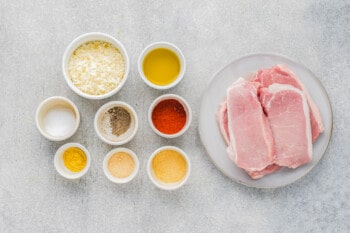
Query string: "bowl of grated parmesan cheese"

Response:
xmin=62 ymin=32 xmax=130 ymax=99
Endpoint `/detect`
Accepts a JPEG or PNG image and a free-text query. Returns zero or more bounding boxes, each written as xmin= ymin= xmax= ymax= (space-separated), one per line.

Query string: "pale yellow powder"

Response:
xmin=152 ymin=150 xmax=187 ymax=183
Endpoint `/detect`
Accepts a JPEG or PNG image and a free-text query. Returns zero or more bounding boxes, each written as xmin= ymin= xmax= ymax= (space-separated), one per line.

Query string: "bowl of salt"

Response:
xmin=35 ymin=96 xmax=80 ymax=141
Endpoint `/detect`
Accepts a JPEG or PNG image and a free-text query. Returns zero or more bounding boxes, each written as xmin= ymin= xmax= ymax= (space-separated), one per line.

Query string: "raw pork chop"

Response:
xmin=245 ymin=164 xmax=280 ymax=180
xmin=217 ymin=94 xmax=279 ymax=178
xmin=226 ymin=78 xmax=275 ymax=171
xmin=252 ymin=64 xmax=323 ymax=142
xmin=260 ymin=84 xmax=312 ymax=168
xmin=216 ymin=100 xmax=230 ymax=145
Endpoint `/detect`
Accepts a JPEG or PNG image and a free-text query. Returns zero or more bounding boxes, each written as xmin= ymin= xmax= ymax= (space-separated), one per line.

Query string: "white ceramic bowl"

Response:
xmin=138 ymin=42 xmax=186 ymax=90
xmin=147 ymin=146 xmax=191 ymax=190
xmin=94 ymin=101 xmax=138 ymax=145
xmin=148 ymin=94 xmax=192 ymax=138
xmin=103 ymin=147 xmax=139 ymax=184
xmin=62 ymin=32 xmax=130 ymax=100
xmin=54 ymin=143 xmax=91 ymax=179
xmin=35 ymin=96 xmax=80 ymax=141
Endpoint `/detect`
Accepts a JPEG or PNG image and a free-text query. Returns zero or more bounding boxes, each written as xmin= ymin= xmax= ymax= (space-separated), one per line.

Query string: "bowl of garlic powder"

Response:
xmin=62 ymin=32 xmax=130 ymax=100
xmin=103 ymin=147 xmax=139 ymax=184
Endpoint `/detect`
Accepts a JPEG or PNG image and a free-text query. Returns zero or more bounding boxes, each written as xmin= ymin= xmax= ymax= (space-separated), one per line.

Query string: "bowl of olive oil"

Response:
xmin=138 ymin=42 xmax=186 ymax=89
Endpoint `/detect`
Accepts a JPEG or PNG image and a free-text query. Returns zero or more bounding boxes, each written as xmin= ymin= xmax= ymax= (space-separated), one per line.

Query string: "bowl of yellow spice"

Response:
xmin=54 ymin=143 xmax=91 ymax=179
xmin=148 ymin=146 xmax=191 ymax=190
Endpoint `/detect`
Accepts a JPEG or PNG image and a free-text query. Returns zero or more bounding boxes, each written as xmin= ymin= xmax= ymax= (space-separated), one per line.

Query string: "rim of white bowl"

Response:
xmin=138 ymin=41 xmax=186 ymax=90
xmin=62 ymin=32 xmax=130 ymax=100
xmin=148 ymin=94 xmax=192 ymax=138
xmin=35 ymin=96 xmax=80 ymax=141
xmin=94 ymin=101 xmax=138 ymax=145
xmin=103 ymin=147 xmax=139 ymax=184
xmin=147 ymin=146 xmax=191 ymax=190
xmin=54 ymin=143 xmax=91 ymax=179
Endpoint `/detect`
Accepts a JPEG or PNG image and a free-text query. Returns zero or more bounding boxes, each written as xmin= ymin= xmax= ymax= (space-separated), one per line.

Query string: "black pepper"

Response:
xmin=107 ymin=106 xmax=131 ymax=136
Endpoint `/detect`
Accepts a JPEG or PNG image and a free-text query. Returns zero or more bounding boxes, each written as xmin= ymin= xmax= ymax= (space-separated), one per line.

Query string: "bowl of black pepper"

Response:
xmin=94 ymin=101 xmax=138 ymax=145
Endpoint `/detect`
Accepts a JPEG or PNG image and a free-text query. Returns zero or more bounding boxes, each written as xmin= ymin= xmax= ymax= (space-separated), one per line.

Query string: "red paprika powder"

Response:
xmin=152 ymin=99 xmax=187 ymax=134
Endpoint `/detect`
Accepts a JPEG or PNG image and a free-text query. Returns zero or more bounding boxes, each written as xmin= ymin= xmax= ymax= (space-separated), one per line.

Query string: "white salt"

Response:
xmin=44 ymin=107 xmax=76 ymax=137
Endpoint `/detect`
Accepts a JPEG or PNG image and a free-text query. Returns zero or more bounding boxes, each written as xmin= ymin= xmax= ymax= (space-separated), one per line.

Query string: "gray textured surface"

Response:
xmin=0 ymin=0 xmax=349 ymax=232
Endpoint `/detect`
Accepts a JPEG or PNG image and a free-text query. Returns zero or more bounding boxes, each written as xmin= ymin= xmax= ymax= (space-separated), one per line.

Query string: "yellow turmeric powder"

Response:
xmin=63 ymin=147 xmax=87 ymax=172
xmin=152 ymin=150 xmax=187 ymax=183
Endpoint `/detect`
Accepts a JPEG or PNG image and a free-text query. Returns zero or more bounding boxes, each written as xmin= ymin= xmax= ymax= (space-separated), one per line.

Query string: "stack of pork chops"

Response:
xmin=216 ymin=65 xmax=324 ymax=179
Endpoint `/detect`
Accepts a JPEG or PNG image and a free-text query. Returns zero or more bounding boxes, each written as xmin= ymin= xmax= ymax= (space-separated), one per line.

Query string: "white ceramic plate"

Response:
xmin=198 ymin=54 xmax=333 ymax=188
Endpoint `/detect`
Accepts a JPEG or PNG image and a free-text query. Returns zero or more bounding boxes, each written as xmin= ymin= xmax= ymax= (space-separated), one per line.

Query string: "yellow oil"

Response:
xmin=142 ymin=48 xmax=181 ymax=86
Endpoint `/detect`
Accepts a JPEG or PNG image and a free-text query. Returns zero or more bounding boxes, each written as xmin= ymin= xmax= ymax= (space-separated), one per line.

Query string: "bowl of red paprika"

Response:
xmin=148 ymin=94 xmax=192 ymax=138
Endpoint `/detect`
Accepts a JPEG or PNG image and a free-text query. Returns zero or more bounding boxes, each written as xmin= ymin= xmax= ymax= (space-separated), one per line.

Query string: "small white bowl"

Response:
xmin=103 ymin=147 xmax=139 ymax=184
xmin=54 ymin=143 xmax=91 ymax=179
xmin=36 ymin=96 xmax=80 ymax=141
xmin=147 ymin=146 xmax=191 ymax=190
xmin=94 ymin=101 xmax=138 ymax=145
xmin=62 ymin=32 xmax=130 ymax=100
xmin=138 ymin=42 xmax=186 ymax=90
xmin=148 ymin=94 xmax=192 ymax=138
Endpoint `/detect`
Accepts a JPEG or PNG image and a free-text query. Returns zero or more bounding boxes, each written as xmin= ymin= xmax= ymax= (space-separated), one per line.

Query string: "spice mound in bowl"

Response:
xmin=94 ymin=101 xmax=138 ymax=145
xmin=103 ymin=148 xmax=139 ymax=184
xmin=147 ymin=146 xmax=191 ymax=190
xmin=62 ymin=32 xmax=130 ymax=100
xmin=148 ymin=94 xmax=192 ymax=138
xmin=54 ymin=143 xmax=91 ymax=179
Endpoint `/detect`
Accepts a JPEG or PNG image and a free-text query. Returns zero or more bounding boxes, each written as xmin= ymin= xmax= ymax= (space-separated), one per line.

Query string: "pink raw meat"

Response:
xmin=226 ymin=78 xmax=275 ymax=171
xmin=252 ymin=64 xmax=323 ymax=142
xmin=260 ymin=84 xmax=312 ymax=168
xmin=217 ymin=93 xmax=280 ymax=178
xmin=245 ymin=164 xmax=280 ymax=180
xmin=216 ymin=100 xmax=230 ymax=145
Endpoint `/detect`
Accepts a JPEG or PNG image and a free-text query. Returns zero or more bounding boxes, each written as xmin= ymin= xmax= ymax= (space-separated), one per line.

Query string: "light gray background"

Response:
xmin=0 ymin=1 xmax=349 ymax=232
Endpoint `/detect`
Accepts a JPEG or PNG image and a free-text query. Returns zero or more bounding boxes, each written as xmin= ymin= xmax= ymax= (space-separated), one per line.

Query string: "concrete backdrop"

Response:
xmin=0 ymin=1 xmax=349 ymax=232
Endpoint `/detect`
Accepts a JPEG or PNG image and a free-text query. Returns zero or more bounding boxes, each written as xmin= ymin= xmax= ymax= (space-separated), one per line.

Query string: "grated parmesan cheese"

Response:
xmin=68 ymin=40 xmax=125 ymax=95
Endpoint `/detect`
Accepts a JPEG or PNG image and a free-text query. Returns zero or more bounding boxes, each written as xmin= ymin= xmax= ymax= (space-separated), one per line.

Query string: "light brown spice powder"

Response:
xmin=108 ymin=152 xmax=135 ymax=178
